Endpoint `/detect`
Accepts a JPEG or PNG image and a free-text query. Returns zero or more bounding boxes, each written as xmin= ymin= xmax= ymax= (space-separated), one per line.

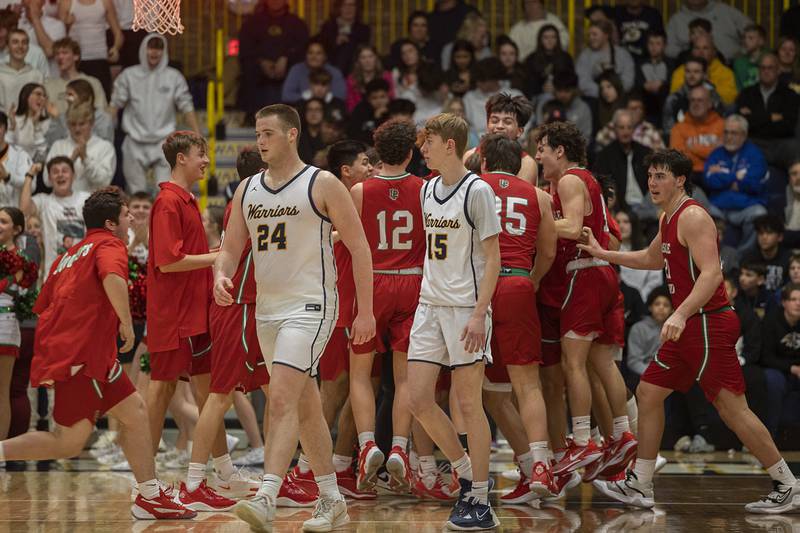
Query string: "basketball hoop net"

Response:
xmin=132 ymin=0 xmax=184 ymax=35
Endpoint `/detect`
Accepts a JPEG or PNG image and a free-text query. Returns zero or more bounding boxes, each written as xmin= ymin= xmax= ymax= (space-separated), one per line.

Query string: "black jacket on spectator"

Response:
xmin=735 ymin=302 xmax=763 ymax=365
xmin=388 ymin=39 xmax=437 ymax=70
xmin=523 ymin=50 xmax=574 ymax=97
xmin=735 ymin=82 xmax=800 ymax=139
xmin=742 ymin=246 xmax=792 ymax=292
xmin=780 ymin=5 xmax=800 ymax=43
xmin=760 ymin=308 xmax=800 ymax=373
xmin=735 ymin=287 xmax=770 ymax=321
xmin=615 ymin=5 xmax=664 ymax=61
xmin=346 ymin=100 xmax=387 ymax=145
xmin=426 ymin=1 xmax=478 ymax=63
xmin=298 ymin=129 xmax=325 ymax=164
xmin=317 ymin=18 xmax=371 ymax=75
xmin=593 ymin=140 xmax=652 ymax=211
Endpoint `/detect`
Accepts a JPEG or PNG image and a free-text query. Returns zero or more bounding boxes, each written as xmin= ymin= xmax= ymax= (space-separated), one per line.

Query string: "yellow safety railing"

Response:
xmin=201 ymin=29 xmax=226 ymax=211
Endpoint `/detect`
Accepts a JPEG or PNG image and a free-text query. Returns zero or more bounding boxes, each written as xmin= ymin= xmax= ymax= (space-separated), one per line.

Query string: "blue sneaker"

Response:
xmin=446 ymin=499 xmax=499 ymax=531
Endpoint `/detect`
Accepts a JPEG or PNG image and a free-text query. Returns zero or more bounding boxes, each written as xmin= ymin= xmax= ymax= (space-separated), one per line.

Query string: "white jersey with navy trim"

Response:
xmin=241 ymin=165 xmax=338 ymax=321
xmin=419 ymin=172 xmax=500 ymax=307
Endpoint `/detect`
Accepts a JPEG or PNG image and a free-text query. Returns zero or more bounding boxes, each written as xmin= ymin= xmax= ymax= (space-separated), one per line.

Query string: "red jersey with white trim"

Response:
xmin=223 ymin=202 xmax=256 ymax=304
xmin=482 ymin=171 xmax=540 ymax=271
xmin=606 ymin=206 xmax=621 ymax=242
xmin=551 ymin=167 xmax=611 ymax=261
xmin=31 ymin=229 xmax=129 ymax=386
xmin=360 ymin=173 xmax=425 ymax=270
xmin=660 ymin=198 xmax=729 ymax=312
xmin=334 ymin=241 xmax=354 ymax=327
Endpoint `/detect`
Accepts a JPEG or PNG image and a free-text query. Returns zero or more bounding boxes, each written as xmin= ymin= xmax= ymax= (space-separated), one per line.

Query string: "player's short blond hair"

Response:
xmin=162 ymin=130 xmax=208 ymax=169
xmin=424 ymin=113 xmax=469 ymax=158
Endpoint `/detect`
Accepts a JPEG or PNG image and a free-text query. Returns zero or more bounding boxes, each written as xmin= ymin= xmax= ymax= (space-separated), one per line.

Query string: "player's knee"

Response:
xmin=456 ymin=393 xmax=482 ymax=421
xmin=267 ymin=392 xmax=295 ymax=420
xmin=408 ymin=392 xmax=435 ymax=417
xmin=635 ymin=382 xmax=661 ymax=408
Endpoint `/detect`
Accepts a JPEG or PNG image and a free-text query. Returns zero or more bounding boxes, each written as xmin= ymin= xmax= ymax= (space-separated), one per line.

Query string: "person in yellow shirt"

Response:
xmin=671 ymin=35 xmax=737 ymax=104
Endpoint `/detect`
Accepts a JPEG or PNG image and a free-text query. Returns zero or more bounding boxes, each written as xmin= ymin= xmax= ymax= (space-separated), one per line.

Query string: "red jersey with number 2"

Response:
xmin=551 ymin=167 xmax=611 ymax=260
xmin=482 ymin=172 xmax=540 ymax=271
xmin=660 ymin=198 xmax=729 ymax=312
xmin=360 ymin=174 xmax=425 ymax=270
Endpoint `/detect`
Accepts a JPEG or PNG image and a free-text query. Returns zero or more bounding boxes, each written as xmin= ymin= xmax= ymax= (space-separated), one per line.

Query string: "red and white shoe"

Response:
xmin=411 ymin=469 xmax=457 ymax=501
xmin=500 ymin=473 xmax=535 ymax=504
xmin=132 ymin=489 xmax=197 ymax=520
xmin=552 ymin=439 xmax=603 ymax=475
xmin=385 ymin=446 xmax=412 ymax=493
xmin=276 ymin=477 xmax=317 ymax=507
xmin=529 ymin=461 xmax=556 ymax=498
xmin=582 ymin=443 xmax=609 ymax=483
xmin=213 ymin=467 xmax=261 ymax=499
xmin=336 ymin=467 xmax=378 ymax=500
xmin=173 ymin=481 xmax=236 ymax=512
xmin=598 ymin=432 xmax=638 ymax=478
xmin=286 ymin=465 xmax=318 ymax=497
xmin=545 ymin=471 xmax=582 ymax=501
xmin=356 ymin=441 xmax=384 ymax=491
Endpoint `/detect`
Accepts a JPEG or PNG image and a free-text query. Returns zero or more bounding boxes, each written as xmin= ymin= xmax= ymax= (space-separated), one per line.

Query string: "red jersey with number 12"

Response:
xmin=482 ymin=172 xmax=540 ymax=271
xmin=223 ymin=202 xmax=256 ymax=304
xmin=660 ymin=198 xmax=729 ymax=312
xmin=551 ymin=167 xmax=611 ymax=261
xmin=360 ymin=173 xmax=425 ymax=270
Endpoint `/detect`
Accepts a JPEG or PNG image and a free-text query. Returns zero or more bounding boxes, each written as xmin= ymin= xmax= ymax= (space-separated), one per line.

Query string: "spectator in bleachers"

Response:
xmin=736 ymin=261 xmax=770 ymax=320
xmin=772 ymin=255 xmax=800 ymax=309
xmin=282 ymin=39 xmax=346 ymax=104
xmin=669 ymin=85 xmax=724 ymax=179
xmin=496 ymin=36 xmax=526 ymax=93
xmin=614 ymin=0 xmax=664 ymax=62
xmin=665 ymin=0 xmax=750 ymax=63
xmin=463 ymin=57 xmax=523 ymax=139
xmin=413 ymin=64 xmax=448 ymax=127
xmin=638 ymin=30 xmax=673 ymax=128
xmin=736 ymin=53 xmax=800 ymax=169
xmin=440 ymin=11 xmax=491 ymax=71
xmin=663 ymin=57 xmax=724 ymax=134
xmin=43 ymin=38 xmax=106 ymax=117
xmin=426 ymin=0 xmax=478 ymax=65
xmin=346 ymin=44 xmax=393 ymax=112
xmin=442 ymin=95 xmax=479 ymax=148
xmin=347 ymin=78 xmax=389 ymax=144
xmin=0 ymin=28 xmax=43 ymax=112
xmin=303 ymin=69 xmax=347 ymax=122
xmin=596 ymin=92 xmax=664 ymax=152
xmin=44 ymin=103 xmax=114 ymax=193
xmin=110 ymin=34 xmax=199 ymax=193
xmin=111 ymin=0 xmax=147 ymax=71
xmin=0 ymin=110 xmax=33 ymax=207
xmin=536 ymin=70 xmax=592 ymax=142
xmin=0 ymin=9 xmax=48 ymax=76
xmin=616 ymin=208 xmax=664 ymax=301
xmin=508 ymin=0 xmax=569 ymax=62
xmin=776 ymin=36 xmax=800 ymax=94
xmin=317 ymin=0 xmax=370 ymax=75
xmin=443 ymin=39 xmax=474 ymax=96
xmin=388 ymin=11 xmax=435 ymax=70
xmin=576 ymin=19 xmax=635 ymax=99
xmin=670 ymin=34 xmax=737 ymax=105
xmin=6 ymin=82 xmax=50 ymax=162
xmin=46 ymin=78 xmax=113 ymax=145
xmin=733 ymin=24 xmax=768 ymax=91
xmin=238 ymin=0 xmax=309 ymax=120
xmin=626 ymin=286 xmax=672 ymax=380
xmin=298 ymin=97 xmax=325 ymax=164
xmin=585 ymin=5 xmax=619 ymax=44
xmin=593 ymin=71 xmax=627 ymax=138
xmin=785 ymin=161 xmax=800 ymax=244
xmin=704 ymin=114 xmax=767 ymax=253
xmin=761 ymin=282 xmax=800 ymax=437
xmin=715 ymin=217 xmax=740 ymax=276
xmin=673 ymin=18 xmax=727 ymax=66
xmin=780 ymin=3 xmax=800 ymax=44
xmin=17 ymin=0 xmax=66 ymax=60
xmin=522 ymin=23 xmax=573 ymax=98
xmin=57 ymin=0 xmax=123 ymax=100
xmin=743 ymin=215 xmax=791 ymax=293
xmin=392 ymin=39 xmax=423 ymax=103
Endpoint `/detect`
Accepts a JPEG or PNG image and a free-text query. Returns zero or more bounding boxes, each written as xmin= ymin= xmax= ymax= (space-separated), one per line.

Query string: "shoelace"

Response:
xmin=312 ymin=497 xmax=335 ymax=518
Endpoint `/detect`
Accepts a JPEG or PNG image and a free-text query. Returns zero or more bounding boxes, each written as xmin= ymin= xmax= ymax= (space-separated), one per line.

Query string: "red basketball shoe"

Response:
xmin=132 ymin=489 xmax=197 ymax=519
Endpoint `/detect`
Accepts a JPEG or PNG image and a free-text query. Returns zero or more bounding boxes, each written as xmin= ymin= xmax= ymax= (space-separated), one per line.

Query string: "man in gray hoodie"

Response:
xmin=110 ymin=34 xmax=200 ymax=193
xmin=665 ymin=0 xmax=750 ymax=63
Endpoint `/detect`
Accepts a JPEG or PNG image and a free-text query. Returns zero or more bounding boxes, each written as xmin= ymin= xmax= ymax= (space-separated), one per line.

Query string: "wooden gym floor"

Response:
xmin=1 ymin=451 xmax=799 ymax=532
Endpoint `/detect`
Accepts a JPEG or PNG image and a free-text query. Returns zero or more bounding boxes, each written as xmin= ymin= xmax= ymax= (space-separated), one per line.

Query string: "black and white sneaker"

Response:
xmin=593 ymin=470 xmax=654 ymax=508
xmin=745 ymin=481 xmax=800 ymax=514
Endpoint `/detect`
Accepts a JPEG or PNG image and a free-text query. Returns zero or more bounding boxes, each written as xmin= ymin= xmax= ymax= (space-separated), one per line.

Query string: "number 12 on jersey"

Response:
xmin=376 ymin=210 xmax=413 ymax=250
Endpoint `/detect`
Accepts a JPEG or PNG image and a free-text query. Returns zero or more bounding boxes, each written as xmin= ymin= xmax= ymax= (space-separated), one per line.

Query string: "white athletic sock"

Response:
xmin=471 ymin=480 xmax=489 ymax=505
xmin=213 ymin=454 xmax=235 ymax=481
xmin=591 ymin=426 xmax=602 ymax=445
xmin=187 ymin=462 xmax=206 ymax=492
xmin=0 ymin=441 xmax=5 ymax=462
xmin=518 ymin=450 xmax=534 ymax=478
xmin=257 ymin=473 xmax=283 ymax=500
xmin=633 ymin=458 xmax=656 ymax=486
xmin=358 ymin=431 xmax=375 ymax=449
xmin=546 ymin=448 xmax=555 ymax=463
xmin=530 ymin=441 xmax=549 ymax=465
xmin=612 ymin=416 xmax=630 ymax=440
xmin=391 ymin=436 xmax=408 ymax=451
xmin=767 ymin=459 xmax=798 ymax=487
xmin=572 ymin=416 xmax=591 ymax=446
xmin=316 ymin=472 xmax=341 ymax=499
xmin=297 ymin=454 xmax=311 ymax=474
xmin=332 ymin=454 xmax=351 ymax=473
xmin=627 ymin=396 xmax=639 ymax=436
xmin=452 ymin=454 xmax=473 ymax=481
xmin=419 ymin=455 xmax=437 ymax=477
xmin=138 ymin=479 xmax=160 ymax=500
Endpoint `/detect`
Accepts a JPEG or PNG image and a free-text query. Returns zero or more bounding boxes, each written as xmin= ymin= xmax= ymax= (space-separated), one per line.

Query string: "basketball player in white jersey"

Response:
xmin=214 ymin=104 xmax=376 ymax=532
xmin=407 ymin=113 xmax=502 ymax=530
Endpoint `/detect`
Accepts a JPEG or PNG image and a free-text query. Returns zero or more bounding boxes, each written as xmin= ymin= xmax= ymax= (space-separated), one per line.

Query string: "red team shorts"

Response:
xmin=560 ymin=264 xmax=625 ymax=346
xmin=352 ymin=274 xmax=421 ymax=355
xmin=0 ymin=345 xmax=19 ymax=358
xmin=538 ymin=303 xmax=562 ymax=367
xmin=150 ymin=333 xmax=213 ymax=381
xmin=209 ymin=302 xmax=269 ymax=394
xmin=641 ymin=309 xmax=745 ymax=402
xmin=485 ymin=275 xmax=542 ymax=386
xmin=319 ymin=326 xmax=381 ymax=381
xmin=53 ymin=361 xmax=136 ymax=427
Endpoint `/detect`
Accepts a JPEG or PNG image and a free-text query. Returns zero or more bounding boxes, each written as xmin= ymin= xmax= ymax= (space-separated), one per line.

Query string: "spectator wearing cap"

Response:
xmin=663 ymin=56 xmax=724 ymax=135
xmin=670 ymin=33 xmax=737 ymax=105
xmin=536 ymin=70 xmax=592 ymax=141
xmin=665 ymin=0 xmax=751 ymax=63
xmin=462 ymin=57 xmax=524 ymax=139
xmin=508 ymin=0 xmax=569 ymax=61
xmin=576 ymin=19 xmax=635 ymax=99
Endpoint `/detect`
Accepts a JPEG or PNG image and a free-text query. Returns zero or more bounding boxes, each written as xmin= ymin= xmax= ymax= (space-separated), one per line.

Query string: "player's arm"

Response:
xmin=553 ymin=174 xmax=585 ymax=241
xmin=316 ymin=172 xmax=375 ymax=345
xmin=19 ymin=168 xmax=40 ymax=217
xmin=156 ymin=200 xmax=220 ymax=273
xmin=661 ymin=205 xmax=723 ymax=342
xmin=578 ymin=215 xmax=665 ymax=270
xmin=103 ymin=273 xmax=134 ymax=353
xmin=159 ymin=253 xmax=218 ymax=273
xmin=518 ymin=155 xmax=537 ymax=184
xmin=213 ymin=180 xmax=249 ymax=306
xmin=532 ymin=188 xmax=556 ymax=290
xmin=332 ymin=182 xmax=364 ymax=244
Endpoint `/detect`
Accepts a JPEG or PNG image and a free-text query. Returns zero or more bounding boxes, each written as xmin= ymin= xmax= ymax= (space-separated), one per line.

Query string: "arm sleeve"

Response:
xmin=32 ymin=257 xmax=62 ymax=314
xmin=617 ymin=48 xmax=635 ymax=92
xmin=736 ymin=145 xmax=767 ymax=195
xmin=575 ymin=52 xmax=597 ymax=98
xmin=110 ymin=72 xmax=130 ymax=108
xmin=716 ymin=67 xmax=738 ymax=105
xmin=329 ymin=66 xmax=347 ymax=101
xmin=281 ymin=65 xmax=303 ymax=103
xmin=741 ymin=308 xmax=763 ymax=365
xmin=31 ymin=193 xmax=46 ymax=215
xmin=151 ymin=202 xmax=187 ymax=269
xmin=82 ymin=140 xmax=117 ymax=189
xmin=173 ymin=74 xmax=195 ymax=114
xmin=760 ymin=314 xmax=792 ymax=372
xmin=8 ymin=149 xmax=32 ymax=189
xmin=96 ymin=240 xmax=129 ymax=280
xmin=467 ymin=181 xmax=501 ymax=241
xmin=703 ymin=150 xmax=734 ymax=191
xmin=665 ymin=17 xmax=682 ymax=58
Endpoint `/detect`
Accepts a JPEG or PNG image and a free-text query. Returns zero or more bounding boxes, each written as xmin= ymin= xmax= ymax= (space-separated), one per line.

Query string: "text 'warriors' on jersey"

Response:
xmin=241 ymin=165 xmax=338 ymax=321
xmin=420 ymin=173 xmax=501 ymax=307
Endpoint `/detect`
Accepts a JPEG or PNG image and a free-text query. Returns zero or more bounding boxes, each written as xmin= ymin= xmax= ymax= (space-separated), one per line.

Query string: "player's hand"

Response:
xmin=461 ymin=312 xmax=486 ymax=353
xmin=214 ymin=277 xmax=235 ymax=306
xmin=350 ymin=312 xmax=376 ymax=346
xmin=660 ymin=312 xmax=686 ymax=343
xmin=119 ymin=322 xmax=135 ymax=353
xmin=576 ymin=226 xmax=600 ymax=254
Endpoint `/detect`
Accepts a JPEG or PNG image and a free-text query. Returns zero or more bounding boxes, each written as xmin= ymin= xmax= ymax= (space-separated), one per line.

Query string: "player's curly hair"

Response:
xmin=533 ymin=121 xmax=587 ymax=167
xmin=84 ymin=186 xmax=128 ymax=229
xmin=373 ymin=119 xmax=417 ymax=166
xmin=485 ymin=93 xmax=533 ymax=128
